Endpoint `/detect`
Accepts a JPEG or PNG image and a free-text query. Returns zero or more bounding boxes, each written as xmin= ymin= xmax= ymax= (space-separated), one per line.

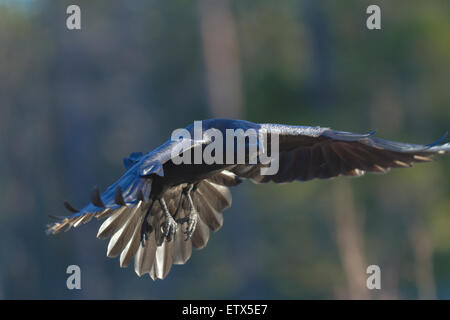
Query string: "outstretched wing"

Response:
xmin=46 ymin=139 xmax=194 ymax=273
xmin=46 ymin=162 xmax=154 ymax=235
xmin=231 ymin=124 xmax=450 ymax=183
xmin=45 ymin=139 xmax=179 ymax=234
xmin=46 ymin=136 xmax=239 ymax=280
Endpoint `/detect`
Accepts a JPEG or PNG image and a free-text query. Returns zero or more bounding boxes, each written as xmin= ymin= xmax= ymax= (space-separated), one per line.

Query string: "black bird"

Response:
xmin=47 ymin=119 xmax=449 ymax=280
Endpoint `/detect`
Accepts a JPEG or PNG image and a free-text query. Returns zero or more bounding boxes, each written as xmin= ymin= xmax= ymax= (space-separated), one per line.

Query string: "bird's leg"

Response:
xmin=140 ymin=200 xmax=154 ymax=247
xmin=159 ymin=197 xmax=177 ymax=242
xmin=176 ymin=184 xmax=198 ymax=241
xmin=172 ymin=191 xmax=184 ymax=220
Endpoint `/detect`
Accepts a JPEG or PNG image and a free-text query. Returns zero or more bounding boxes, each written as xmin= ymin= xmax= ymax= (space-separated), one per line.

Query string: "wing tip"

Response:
xmin=91 ymin=186 xmax=105 ymax=208
xmin=63 ymin=201 xmax=79 ymax=213
xmin=426 ymin=131 xmax=448 ymax=148
xmin=114 ymin=186 xmax=126 ymax=206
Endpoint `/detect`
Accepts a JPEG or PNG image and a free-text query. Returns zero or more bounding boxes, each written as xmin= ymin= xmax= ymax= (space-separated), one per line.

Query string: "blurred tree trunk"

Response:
xmin=198 ymin=0 xmax=243 ymax=119
xmin=301 ymin=0 xmax=333 ymax=109
xmin=54 ymin=1 xmax=112 ymax=298
xmin=409 ymin=219 xmax=436 ymax=299
xmin=332 ymin=180 xmax=370 ymax=299
xmin=301 ymin=0 xmax=369 ymax=299
xmin=198 ymin=0 xmax=262 ymax=297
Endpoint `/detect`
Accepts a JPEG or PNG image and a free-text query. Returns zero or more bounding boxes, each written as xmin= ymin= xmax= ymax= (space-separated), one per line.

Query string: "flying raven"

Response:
xmin=47 ymin=119 xmax=449 ymax=280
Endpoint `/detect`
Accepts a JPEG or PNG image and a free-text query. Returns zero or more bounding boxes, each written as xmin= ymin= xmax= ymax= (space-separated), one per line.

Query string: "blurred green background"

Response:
xmin=0 ymin=0 xmax=449 ymax=299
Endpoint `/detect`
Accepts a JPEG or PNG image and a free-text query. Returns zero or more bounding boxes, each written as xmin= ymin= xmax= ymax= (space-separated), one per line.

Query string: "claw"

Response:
xmin=184 ymin=211 xmax=198 ymax=240
xmin=140 ymin=221 xmax=152 ymax=247
xmin=161 ymin=215 xmax=177 ymax=242
xmin=177 ymin=211 xmax=198 ymax=241
xmin=159 ymin=197 xmax=178 ymax=242
xmin=176 ymin=184 xmax=199 ymax=240
xmin=139 ymin=200 xmax=156 ymax=247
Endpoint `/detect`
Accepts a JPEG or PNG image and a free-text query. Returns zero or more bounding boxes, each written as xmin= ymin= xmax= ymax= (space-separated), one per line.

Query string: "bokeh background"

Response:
xmin=0 ymin=0 xmax=449 ymax=299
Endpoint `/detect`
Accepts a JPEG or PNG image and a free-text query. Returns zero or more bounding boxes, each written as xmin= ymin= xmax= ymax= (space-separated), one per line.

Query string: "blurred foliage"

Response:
xmin=0 ymin=0 xmax=449 ymax=299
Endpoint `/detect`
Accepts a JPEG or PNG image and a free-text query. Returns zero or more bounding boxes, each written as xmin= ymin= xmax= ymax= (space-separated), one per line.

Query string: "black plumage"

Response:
xmin=47 ymin=119 xmax=450 ymax=279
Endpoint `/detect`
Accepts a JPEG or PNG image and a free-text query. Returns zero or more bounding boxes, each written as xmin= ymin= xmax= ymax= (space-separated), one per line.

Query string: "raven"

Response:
xmin=47 ymin=119 xmax=449 ymax=280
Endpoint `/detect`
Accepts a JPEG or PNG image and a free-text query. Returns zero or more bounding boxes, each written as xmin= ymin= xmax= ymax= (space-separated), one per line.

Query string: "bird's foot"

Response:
xmin=140 ymin=220 xmax=153 ymax=247
xmin=177 ymin=210 xmax=198 ymax=240
xmin=161 ymin=214 xmax=178 ymax=242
